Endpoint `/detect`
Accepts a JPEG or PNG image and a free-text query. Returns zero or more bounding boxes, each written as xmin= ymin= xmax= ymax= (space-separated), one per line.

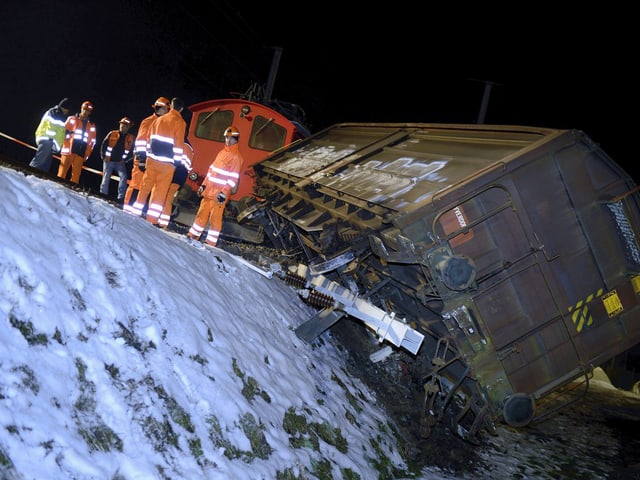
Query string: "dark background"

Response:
xmin=0 ymin=1 xmax=634 ymax=174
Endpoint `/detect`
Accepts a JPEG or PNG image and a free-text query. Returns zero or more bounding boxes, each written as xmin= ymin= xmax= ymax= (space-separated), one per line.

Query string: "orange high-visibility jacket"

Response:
xmin=61 ymin=115 xmax=97 ymax=161
xmin=134 ymin=113 xmax=156 ymax=158
xmin=148 ymin=109 xmax=186 ymax=164
xmin=201 ymin=142 xmax=243 ymax=199
xmin=101 ymin=130 xmax=134 ymax=162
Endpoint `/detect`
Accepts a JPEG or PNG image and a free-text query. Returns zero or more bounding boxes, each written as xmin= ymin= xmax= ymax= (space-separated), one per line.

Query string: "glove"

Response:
xmin=138 ymin=161 xmax=146 ymax=172
xmin=216 ymin=192 xmax=226 ymax=204
xmin=197 ymin=185 xmax=205 ymax=197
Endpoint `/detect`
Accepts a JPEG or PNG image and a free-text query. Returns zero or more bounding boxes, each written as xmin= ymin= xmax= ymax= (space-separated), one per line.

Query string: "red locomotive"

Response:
xmin=170 ymin=96 xmax=310 ymax=236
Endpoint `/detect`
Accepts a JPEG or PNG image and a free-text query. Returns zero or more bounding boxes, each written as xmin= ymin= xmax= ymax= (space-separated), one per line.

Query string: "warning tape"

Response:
xmin=0 ymin=130 xmax=120 ymax=180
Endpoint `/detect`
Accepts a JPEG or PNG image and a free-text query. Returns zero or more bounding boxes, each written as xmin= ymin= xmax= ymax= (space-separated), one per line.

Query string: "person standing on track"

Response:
xmin=123 ymin=97 xmax=171 ymax=212
xmin=57 ymin=101 xmax=97 ymax=184
xmin=29 ymin=97 xmax=72 ymax=173
xmin=99 ymin=116 xmax=135 ymax=204
xmin=187 ymin=126 xmax=244 ymax=247
xmin=129 ymin=97 xmax=186 ymax=227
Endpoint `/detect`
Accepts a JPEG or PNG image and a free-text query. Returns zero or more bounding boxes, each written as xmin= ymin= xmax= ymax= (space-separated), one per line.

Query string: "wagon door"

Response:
xmin=437 ymin=142 xmax=640 ymax=410
xmin=436 ymin=182 xmax=578 ymax=402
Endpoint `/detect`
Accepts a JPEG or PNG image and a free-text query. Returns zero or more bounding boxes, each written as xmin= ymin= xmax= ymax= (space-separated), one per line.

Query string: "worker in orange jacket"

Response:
xmin=188 ymin=126 xmax=244 ymax=247
xmin=123 ymin=97 xmax=170 ymax=212
xmin=130 ymin=97 xmax=186 ymax=226
xmin=58 ymin=101 xmax=97 ymax=184
xmin=159 ymin=140 xmax=193 ymax=229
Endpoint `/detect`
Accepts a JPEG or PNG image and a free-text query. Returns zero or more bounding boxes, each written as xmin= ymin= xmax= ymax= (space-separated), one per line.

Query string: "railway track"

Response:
xmin=0 ymin=150 xmax=283 ymax=266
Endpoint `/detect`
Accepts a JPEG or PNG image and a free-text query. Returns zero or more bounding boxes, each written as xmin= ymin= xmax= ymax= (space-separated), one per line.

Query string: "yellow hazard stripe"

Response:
xmin=567 ymin=288 xmax=604 ymax=332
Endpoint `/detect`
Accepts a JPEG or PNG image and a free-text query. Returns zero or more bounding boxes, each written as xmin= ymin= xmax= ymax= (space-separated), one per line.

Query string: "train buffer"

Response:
xmin=292 ymin=264 xmax=425 ymax=355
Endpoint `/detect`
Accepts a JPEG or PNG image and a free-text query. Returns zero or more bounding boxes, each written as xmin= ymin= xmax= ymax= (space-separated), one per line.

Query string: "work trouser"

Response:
xmin=123 ymin=157 xmax=145 ymax=209
xmin=160 ymin=183 xmax=180 ymax=229
xmin=130 ymin=158 xmax=174 ymax=225
xmin=188 ymin=196 xmax=227 ymax=247
xmin=100 ymin=160 xmax=128 ymax=201
xmin=58 ymin=153 xmax=84 ymax=184
xmin=159 ymin=163 xmax=189 ymax=228
xmin=29 ymin=139 xmax=55 ymax=173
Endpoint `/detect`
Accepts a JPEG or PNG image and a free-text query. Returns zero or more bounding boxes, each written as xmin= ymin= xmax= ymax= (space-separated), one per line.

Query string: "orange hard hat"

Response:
xmin=152 ymin=97 xmax=171 ymax=109
xmin=81 ymin=101 xmax=94 ymax=110
xmin=223 ymin=126 xmax=240 ymax=137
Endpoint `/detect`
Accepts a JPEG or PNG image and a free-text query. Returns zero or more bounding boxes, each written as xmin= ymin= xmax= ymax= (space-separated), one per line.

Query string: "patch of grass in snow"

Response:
xmin=0 ymin=445 xmax=14 ymax=468
xmin=331 ymin=371 xmax=364 ymax=414
xmin=53 ymin=327 xmax=65 ymax=345
xmin=10 ymin=364 xmax=39 ymax=395
xmin=367 ymin=434 xmax=414 ymax=480
xmin=142 ymin=415 xmax=179 ymax=452
xmin=309 ymin=458 xmax=332 ymax=478
xmin=205 ymin=413 xmax=273 ymax=462
xmin=114 ymin=319 xmax=156 ymax=353
xmin=68 ymin=287 xmax=87 ymax=311
xmin=73 ymin=358 xmax=123 ymax=453
xmin=339 ymin=468 xmax=362 ymax=480
xmin=126 ymin=374 xmax=207 ymax=461
xmin=104 ymin=270 xmax=119 ymax=287
xmin=153 ymin=384 xmax=195 ymax=432
xmin=77 ymin=424 xmax=124 ymax=453
xmin=282 ymin=407 xmax=348 ymax=454
xmin=239 ymin=412 xmax=273 ymax=459
xmin=280 ymin=381 xmax=411 ymax=479
xmin=232 ymin=358 xmax=272 ymax=404
xmin=275 ymin=467 xmax=305 ymax=479
xmin=190 ymin=353 xmax=208 ymax=366
xmin=9 ymin=313 xmax=48 ymax=346
xmin=187 ymin=436 xmax=205 ymax=465
xmin=74 ymin=357 xmax=96 ymax=411
xmin=104 ymin=363 xmax=120 ymax=379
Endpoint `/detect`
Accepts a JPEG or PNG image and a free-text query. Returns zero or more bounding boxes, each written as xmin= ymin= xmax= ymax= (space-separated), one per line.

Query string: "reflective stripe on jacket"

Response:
xmin=202 ymin=143 xmax=243 ymax=199
xmin=148 ymin=109 xmax=186 ymax=164
xmin=180 ymin=142 xmax=194 ymax=171
xmin=134 ymin=113 xmax=156 ymax=157
xmin=101 ymin=130 xmax=134 ymax=162
xmin=35 ymin=105 xmax=68 ymax=152
xmin=60 ymin=115 xmax=97 ymax=160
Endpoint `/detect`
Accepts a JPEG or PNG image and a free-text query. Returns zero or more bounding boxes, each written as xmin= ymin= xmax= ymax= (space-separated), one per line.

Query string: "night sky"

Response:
xmin=1 ymin=1 xmax=634 ymax=175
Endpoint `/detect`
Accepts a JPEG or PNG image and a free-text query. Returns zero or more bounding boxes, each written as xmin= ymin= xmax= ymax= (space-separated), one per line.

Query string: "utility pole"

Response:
xmin=264 ymin=47 xmax=282 ymax=102
xmin=469 ymin=79 xmax=502 ymax=124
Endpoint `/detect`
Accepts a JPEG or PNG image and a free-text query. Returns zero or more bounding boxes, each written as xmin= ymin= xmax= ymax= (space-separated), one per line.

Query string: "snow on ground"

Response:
xmin=1 ymin=164 xmax=639 ymax=479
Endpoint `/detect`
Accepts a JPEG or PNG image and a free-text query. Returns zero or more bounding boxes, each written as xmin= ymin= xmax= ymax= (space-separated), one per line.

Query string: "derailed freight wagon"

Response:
xmin=243 ymin=122 xmax=640 ymax=441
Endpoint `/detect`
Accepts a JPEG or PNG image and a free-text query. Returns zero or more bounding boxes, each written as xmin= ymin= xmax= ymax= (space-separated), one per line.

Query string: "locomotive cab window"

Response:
xmin=194 ymin=110 xmax=234 ymax=142
xmin=249 ymin=116 xmax=287 ymax=152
